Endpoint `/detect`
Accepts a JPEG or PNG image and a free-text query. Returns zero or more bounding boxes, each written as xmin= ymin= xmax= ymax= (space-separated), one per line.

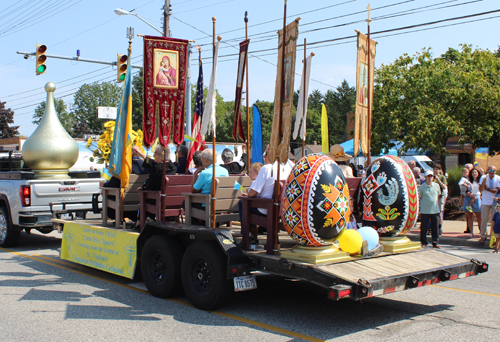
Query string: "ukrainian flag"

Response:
xmin=109 ymin=46 xmax=133 ymax=191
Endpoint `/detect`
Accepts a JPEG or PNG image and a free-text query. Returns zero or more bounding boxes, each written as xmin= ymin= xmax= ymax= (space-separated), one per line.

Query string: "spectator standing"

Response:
xmin=479 ymin=165 xmax=500 ymax=243
xmin=467 ymin=168 xmax=482 ymax=237
xmin=413 ymin=167 xmax=425 ymax=186
xmin=459 ymin=167 xmax=472 ymax=234
xmin=328 ymin=145 xmax=353 ymax=178
xmin=419 ymin=170 xmax=442 ymax=248
xmin=492 ymin=201 xmax=500 ymax=253
xmin=433 ymin=164 xmax=448 ymax=235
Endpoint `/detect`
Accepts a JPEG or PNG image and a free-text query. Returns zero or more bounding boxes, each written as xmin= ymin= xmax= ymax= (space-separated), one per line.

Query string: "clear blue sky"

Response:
xmin=1 ymin=0 xmax=499 ymax=137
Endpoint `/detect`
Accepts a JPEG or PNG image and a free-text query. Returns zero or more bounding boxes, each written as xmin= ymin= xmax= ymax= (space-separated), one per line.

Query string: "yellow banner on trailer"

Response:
xmin=60 ymin=222 xmax=138 ymax=279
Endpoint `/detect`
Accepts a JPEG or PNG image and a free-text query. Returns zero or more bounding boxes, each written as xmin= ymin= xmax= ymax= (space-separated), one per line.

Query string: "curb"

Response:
xmin=407 ymin=233 xmax=493 ymax=249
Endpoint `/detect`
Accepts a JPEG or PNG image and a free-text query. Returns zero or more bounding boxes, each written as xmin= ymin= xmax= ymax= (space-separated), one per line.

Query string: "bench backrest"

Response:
xmin=213 ymin=176 xmax=252 ymax=212
xmin=164 ymin=174 xmax=193 ymax=208
xmin=122 ymin=174 xmax=149 ymax=203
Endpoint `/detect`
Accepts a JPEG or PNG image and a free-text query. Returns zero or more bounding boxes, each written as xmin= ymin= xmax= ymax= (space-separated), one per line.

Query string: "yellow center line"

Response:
xmin=430 ymin=284 xmax=500 ymax=298
xmin=0 ymin=247 xmax=325 ymax=342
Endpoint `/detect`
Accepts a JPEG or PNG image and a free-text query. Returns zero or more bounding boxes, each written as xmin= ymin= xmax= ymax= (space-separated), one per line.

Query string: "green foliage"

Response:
xmin=372 ymin=45 xmax=500 ymax=164
xmin=0 ymin=101 xmax=20 ymax=138
xmin=131 ymin=70 xmax=144 ymax=131
xmin=446 ymin=165 xmax=465 ymax=197
xmin=33 ymin=98 xmax=74 ymax=136
xmin=71 ymin=81 xmax=122 ymax=135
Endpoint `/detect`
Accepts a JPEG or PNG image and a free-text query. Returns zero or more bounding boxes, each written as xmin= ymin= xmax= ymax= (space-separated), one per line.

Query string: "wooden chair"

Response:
xmin=183 ymin=176 xmax=252 ymax=228
xmin=240 ymin=180 xmax=286 ymax=254
xmin=138 ymin=174 xmax=193 ymax=231
xmin=100 ymin=174 xmax=149 ymax=229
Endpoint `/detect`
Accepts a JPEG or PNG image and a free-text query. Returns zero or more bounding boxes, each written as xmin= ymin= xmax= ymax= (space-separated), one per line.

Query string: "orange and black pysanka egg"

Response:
xmin=360 ymin=155 xmax=419 ymax=237
xmin=281 ymin=154 xmax=351 ymax=247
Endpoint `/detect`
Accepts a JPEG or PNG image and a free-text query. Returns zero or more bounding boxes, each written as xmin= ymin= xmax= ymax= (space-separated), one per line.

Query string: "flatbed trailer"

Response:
xmin=54 ymin=219 xmax=489 ymax=310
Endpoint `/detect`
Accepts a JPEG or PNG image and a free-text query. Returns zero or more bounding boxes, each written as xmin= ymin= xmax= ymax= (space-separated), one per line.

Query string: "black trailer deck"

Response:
xmin=54 ymin=219 xmax=488 ymax=307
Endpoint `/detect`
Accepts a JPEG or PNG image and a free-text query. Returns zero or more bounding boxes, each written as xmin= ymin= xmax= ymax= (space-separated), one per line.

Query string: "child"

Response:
xmin=346 ymin=198 xmax=358 ymax=230
xmin=247 ymin=162 xmax=263 ymax=182
xmin=492 ymin=200 xmax=500 ymax=253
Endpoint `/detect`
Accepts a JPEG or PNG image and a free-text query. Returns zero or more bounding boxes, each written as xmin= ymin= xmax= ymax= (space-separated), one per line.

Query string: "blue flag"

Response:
xmin=252 ymin=105 xmax=263 ymax=164
xmin=108 ymin=47 xmax=133 ymax=190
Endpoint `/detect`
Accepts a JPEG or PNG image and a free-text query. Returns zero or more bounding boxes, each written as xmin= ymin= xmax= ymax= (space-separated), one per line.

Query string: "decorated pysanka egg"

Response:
xmin=360 ymin=155 xmax=419 ymax=237
xmin=281 ymin=154 xmax=351 ymax=247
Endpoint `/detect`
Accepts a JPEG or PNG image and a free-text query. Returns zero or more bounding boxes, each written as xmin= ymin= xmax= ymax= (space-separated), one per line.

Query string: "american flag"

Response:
xmin=186 ymin=56 xmax=205 ymax=168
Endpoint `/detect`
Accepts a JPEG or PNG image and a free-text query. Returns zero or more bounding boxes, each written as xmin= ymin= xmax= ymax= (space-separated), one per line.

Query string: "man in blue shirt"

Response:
xmin=191 ymin=149 xmax=229 ymax=194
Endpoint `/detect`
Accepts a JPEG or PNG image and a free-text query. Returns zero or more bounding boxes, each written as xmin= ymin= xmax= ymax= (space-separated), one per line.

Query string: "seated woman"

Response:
xmin=133 ymin=145 xmax=176 ymax=191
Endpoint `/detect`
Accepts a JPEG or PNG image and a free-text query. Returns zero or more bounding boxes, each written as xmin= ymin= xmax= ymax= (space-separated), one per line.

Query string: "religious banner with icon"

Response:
xmin=268 ymin=18 xmax=299 ymax=163
xmin=143 ymin=36 xmax=189 ymax=147
xmin=232 ymin=39 xmax=250 ymax=142
xmin=354 ymin=30 xmax=377 ymax=157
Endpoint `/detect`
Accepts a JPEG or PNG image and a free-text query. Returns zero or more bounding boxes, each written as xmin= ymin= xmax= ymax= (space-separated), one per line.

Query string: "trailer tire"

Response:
xmin=181 ymin=241 xmax=232 ymax=310
xmin=0 ymin=207 xmax=20 ymax=248
xmin=141 ymin=234 xmax=182 ymax=298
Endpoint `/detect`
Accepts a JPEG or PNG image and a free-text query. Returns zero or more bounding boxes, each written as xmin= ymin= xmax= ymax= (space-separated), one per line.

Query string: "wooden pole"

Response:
xmin=274 ymin=0 xmax=287 ymax=255
xmin=301 ymin=38 xmax=307 ymax=158
xmin=211 ymin=17 xmax=217 ymax=228
xmin=366 ymin=4 xmax=372 ymax=167
xmin=245 ymin=11 xmax=250 ymax=169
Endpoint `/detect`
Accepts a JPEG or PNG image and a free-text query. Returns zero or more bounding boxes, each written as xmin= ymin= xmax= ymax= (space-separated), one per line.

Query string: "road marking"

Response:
xmin=430 ymin=285 xmax=500 ymax=298
xmin=0 ymin=247 xmax=325 ymax=342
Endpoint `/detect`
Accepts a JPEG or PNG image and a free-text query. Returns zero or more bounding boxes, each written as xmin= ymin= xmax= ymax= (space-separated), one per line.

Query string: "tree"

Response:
xmin=0 ymin=101 xmax=20 ymax=138
xmin=71 ymin=82 xmax=122 ymax=135
xmin=324 ymin=80 xmax=356 ymax=145
xmin=131 ymin=70 xmax=145 ymax=131
xmin=33 ymin=98 xmax=74 ymax=136
xmin=372 ymin=45 xmax=500 ymax=168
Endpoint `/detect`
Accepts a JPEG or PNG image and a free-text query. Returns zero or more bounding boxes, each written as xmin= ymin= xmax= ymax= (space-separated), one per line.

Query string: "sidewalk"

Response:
xmin=407 ymin=220 xmax=495 ymax=248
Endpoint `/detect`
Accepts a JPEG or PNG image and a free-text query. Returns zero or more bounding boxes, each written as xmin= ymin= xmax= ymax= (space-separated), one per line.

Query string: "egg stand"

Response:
xmin=379 ymin=236 xmax=420 ymax=253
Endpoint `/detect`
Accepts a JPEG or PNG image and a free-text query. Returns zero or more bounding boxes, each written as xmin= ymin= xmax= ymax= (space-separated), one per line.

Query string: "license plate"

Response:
xmin=233 ymin=275 xmax=257 ymax=292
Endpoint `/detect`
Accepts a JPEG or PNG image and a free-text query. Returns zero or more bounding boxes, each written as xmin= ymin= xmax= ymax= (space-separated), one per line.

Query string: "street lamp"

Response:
xmin=114 ymin=8 xmax=163 ymax=35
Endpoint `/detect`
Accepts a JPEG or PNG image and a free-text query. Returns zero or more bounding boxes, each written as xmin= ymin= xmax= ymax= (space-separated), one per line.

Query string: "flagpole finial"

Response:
xmin=217 ymin=35 xmax=222 ymax=41
xmin=366 ymin=4 xmax=372 ymax=24
xmin=212 ymin=17 xmax=216 ymax=22
xmin=196 ymin=45 xmax=201 ymax=51
xmin=311 ymin=52 xmax=315 ymax=57
xmin=244 ymin=11 xmax=248 ymax=23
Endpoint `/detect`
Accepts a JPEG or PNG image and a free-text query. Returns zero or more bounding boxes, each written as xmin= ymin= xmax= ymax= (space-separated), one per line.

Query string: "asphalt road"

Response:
xmin=1 ymin=230 xmax=499 ymax=342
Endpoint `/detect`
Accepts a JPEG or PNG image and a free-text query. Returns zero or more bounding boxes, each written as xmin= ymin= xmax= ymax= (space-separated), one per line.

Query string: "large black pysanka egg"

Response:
xmin=281 ymin=154 xmax=351 ymax=246
xmin=360 ymin=155 xmax=419 ymax=237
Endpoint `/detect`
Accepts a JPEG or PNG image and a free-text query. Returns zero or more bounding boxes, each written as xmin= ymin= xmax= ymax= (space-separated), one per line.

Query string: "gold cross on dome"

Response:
xmin=367 ymin=4 xmax=372 ymax=24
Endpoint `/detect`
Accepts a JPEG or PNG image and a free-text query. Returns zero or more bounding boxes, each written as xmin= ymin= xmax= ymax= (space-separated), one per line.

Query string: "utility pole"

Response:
xmin=163 ymin=0 xmax=171 ymax=37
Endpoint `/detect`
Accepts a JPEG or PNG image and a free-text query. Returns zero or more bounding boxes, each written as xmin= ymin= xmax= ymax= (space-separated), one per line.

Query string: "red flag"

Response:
xmin=186 ymin=57 xmax=205 ymax=168
xmin=232 ymin=39 xmax=249 ymax=142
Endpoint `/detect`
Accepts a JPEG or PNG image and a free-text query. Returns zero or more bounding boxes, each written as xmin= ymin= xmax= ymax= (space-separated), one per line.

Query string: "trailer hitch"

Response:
xmin=470 ymin=259 xmax=488 ymax=273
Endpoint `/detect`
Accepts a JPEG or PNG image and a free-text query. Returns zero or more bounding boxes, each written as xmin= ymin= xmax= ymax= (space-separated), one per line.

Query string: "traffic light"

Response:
xmin=117 ymin=54 xmax=128 ymax=82
xmin=35 ymin=44 xmax=47 ymax=75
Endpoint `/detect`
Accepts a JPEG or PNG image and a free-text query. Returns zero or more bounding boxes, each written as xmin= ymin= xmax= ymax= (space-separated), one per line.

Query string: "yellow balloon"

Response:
xmin=338 ymin=229 xmax=363 ymax=254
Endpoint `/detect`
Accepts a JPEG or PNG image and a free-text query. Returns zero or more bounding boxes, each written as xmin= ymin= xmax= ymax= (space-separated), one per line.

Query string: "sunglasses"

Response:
xmin=488 ymin=169 xmax=496 ymax=172
xmin=426 ymin=175 xmax=434 ymax=177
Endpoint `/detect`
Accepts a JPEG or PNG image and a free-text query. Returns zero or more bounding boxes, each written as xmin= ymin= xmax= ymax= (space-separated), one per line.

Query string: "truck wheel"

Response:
xmin=0 ymin=207 xmax=20 ymax=248
xmin=141 ymin=235 xmax=182 ymax=298
xmin=181 ymin=241 xmax=232 ymax=310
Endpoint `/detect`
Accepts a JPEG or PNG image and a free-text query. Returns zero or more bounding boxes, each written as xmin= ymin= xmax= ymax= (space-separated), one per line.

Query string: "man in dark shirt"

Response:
xmin=174 ymin=145 xmax=188 ymax=174
xmin=133 ymin=145 xmax=176 ymax=190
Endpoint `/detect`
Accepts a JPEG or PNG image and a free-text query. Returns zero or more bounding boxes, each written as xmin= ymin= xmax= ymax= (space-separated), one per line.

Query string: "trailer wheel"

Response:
xmin=0 ymin=207 xmax=20 ymax=248
xmin=141 ymin=235 xmax=182 ymax=298
xmin=181 ymin=241 xmax=232 ymax=310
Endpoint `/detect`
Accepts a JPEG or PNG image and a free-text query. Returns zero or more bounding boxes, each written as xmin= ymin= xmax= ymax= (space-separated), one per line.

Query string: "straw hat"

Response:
xmin=328 ymin=144 xmax=352 ymax=162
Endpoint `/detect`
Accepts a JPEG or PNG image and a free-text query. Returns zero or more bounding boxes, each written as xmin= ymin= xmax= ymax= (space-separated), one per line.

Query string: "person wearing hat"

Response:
xmin=328 ymin=144 xmax=353 ymax=178
xmin=418 ymin=169 xmax=442 ymax=248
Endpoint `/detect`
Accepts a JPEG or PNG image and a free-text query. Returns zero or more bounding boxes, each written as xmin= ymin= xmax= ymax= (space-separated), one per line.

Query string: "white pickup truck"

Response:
xmin=0 ymin=153 xmax=101 ymax=247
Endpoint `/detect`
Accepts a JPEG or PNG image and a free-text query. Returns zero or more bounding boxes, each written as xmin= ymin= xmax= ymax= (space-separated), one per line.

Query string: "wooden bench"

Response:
xmin=100 ymin=174 xmax=149 ymax=229
xmin=184 ymin=176 xmax=252 ymax=228
xmin=240 ymin=180 xmax=286 ymax=254
xmin=138 ymin=174 xmax=193 ymax=231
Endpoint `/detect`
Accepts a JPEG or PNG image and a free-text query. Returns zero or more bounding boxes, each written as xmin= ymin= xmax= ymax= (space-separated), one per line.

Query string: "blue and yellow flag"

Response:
xmin=109 ymin=46 xmax=133 ymax=191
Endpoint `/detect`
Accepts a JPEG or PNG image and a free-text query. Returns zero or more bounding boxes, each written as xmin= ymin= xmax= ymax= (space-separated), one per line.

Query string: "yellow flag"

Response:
xmin=321 ymin=103 xmax=329 ymax=154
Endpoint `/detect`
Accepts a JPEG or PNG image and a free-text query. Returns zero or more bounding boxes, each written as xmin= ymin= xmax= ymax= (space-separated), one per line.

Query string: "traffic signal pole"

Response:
xmin=16 ymin=50 xmax=143 ymax=69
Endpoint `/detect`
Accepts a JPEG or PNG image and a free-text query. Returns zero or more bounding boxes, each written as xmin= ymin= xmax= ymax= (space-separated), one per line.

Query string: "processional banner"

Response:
xmin=354 ymin=30 xmax=377 ymax=157
xmin=143 ymin=36 xmax=189 ymax=147
xmin=268 ymin=19 xmax=299 ymax=163
xmin=233 ymin=39 xmax=250 ymax=142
